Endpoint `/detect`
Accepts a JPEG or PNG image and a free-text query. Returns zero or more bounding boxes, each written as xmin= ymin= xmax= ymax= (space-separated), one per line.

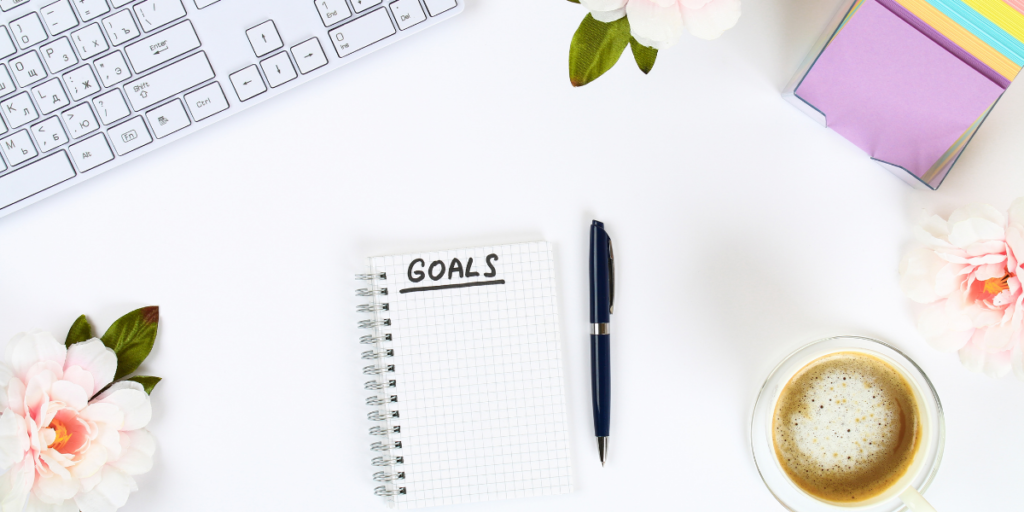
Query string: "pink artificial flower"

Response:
xmin=0 ymin=331 xmax=155 ymax=512
xmin=900 ymin=200 xmax=1024 ymax=379
xmin=579 ymin=0 xmax=742 ymax=49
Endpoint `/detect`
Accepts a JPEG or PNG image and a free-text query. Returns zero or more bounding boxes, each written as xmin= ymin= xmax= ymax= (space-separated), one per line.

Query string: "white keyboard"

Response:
xmin=0 ymin=0 xmax=462 ymax=218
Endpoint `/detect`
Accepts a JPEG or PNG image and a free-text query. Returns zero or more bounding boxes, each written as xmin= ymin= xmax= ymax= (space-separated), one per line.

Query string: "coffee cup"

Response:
xmin=751 ymin=336 xmax=944 ymax=512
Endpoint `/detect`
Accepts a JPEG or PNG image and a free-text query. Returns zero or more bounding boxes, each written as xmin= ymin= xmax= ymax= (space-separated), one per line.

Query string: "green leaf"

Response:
xmin=629 ymin=37 xmax=658 ymax=75
xmin=569 ymin=14 xmax=632 ymax=87
xmin=566 ymin=0 xmax=580 ymax=3
xmin=66 ymin=315 xmax=95 ymax=347
xmin=102 ymin=306 xmax=159 ymax=381
xmin=127 ymin=376 xmax=162 ymax=395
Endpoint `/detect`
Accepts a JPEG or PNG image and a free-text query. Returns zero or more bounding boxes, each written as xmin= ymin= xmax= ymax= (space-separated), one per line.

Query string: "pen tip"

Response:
xmin=597 ymin=437 xmax=608 ymax=467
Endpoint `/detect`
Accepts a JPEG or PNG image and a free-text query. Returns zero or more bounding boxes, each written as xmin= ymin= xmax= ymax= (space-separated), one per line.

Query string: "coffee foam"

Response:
xmin=773 ymin=352 xmax=921 ymax=503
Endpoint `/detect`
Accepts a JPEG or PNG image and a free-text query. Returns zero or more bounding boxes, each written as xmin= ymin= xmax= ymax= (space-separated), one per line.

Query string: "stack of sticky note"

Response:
xmin=784 ymin=0 xmax=1024 ymax=189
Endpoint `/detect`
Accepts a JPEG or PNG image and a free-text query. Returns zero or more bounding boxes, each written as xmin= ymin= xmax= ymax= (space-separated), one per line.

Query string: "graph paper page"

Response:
xmin=368 ymin=242 xmax=572 ymax=509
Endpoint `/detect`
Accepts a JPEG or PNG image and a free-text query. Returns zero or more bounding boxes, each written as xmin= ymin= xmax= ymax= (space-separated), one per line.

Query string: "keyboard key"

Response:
xmin=246 ymin=20 xmax=283 ymax=58
xmin=40 ymin=37 xmax=79 ymax=74
xmin=195 ymin=0 xmax=220 ymax=7
xmin=2 ymin=91 xmax=39 ymax=128
xmin=103 ymin=10 xmax=140 ymax=46
xmin=352 ymin=0 xmax=382 ymax=13
xmin=108 ymin=116 xmax=151 ymax=154
xmin=94 ymin=51 xmax=131 ymax=87
xmin=68 ymin=133 xmax=113 ymax=171
xmin=0 ymin=0 xmax=31 ymax=13
xmin=10 ymin=51 xmax=47 ymax=87
xmin=41 ymin=0 xmax=79 ymax=35
xmin=315 ymin=0 xmax=351 ymax=26
xmin=424 ymin=0 xmax=457 ymax=16
xmin=291 ymin=38 xmax=328 ymax=74
xmin=31 ymin=116 xmax=68 ymax=152
xmin=111 ymin=0 xmax=133 ymax=7
xmin=71 ymin=23 xmax=109 ymax=59
xmin=328 ymin=9 xmax=395 ymax=59
xmin=146 ymin=98 xmax=189 ymax=138
xmin=0 ymin=152 xmax=75 ymax=211
xmin=134 ymin=0 xmax=186 ymax=32
xmin=229 ymin=65 xmax=265 ymax=101
xmin=11 ymin=13 xmax=47 ymax=49
xmin=72 ymin=0 xmax=110 ymax=21
xmin=260 ymin=52 xmax=296 ymax=88
xmin=62 ymin=102 xmax=99 ymax=138
xmin=0 ymin=27 xmax=15 ymax=59
xmin=0 ymin=65 xmax=15 ymax=98
xmin=390 ymin=0 xmax=426 ymax=31
xmin=32 ymin=78 xmax=70 ymax=114
xmin=184 ymin=82 xmax=228 ymax=121
xmin=125 ymin=20 xmax=200 ymax=73
xmin=62 ymin=64 xmax=99 ymax=101
xmin=123 ymin=51 xmax=215 ymax=111
xmin=0 ymin=130 xmax=38 ymax=166
xmin=93 ymin=89 xmax=129 ymax=124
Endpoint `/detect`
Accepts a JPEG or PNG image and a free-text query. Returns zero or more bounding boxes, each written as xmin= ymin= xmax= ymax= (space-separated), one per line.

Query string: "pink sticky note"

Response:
xmin=1005 ymin=0 xmax=1024 ymax=16
xmin=795 ymin=0 xmax=1004 ymax=179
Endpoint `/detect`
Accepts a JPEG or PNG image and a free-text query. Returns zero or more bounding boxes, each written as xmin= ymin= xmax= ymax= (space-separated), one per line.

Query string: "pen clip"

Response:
xmin=608 ymin=236 xmax=615 ymax=315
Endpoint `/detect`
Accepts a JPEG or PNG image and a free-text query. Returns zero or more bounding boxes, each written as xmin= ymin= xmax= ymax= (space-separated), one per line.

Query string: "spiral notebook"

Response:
xmin=356 ymin=241 xmax=573 ymax=509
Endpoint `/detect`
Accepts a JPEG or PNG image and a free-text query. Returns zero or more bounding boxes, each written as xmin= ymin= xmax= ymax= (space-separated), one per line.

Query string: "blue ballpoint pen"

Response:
xmin=589 ymin=220 xmax=614 ymax=466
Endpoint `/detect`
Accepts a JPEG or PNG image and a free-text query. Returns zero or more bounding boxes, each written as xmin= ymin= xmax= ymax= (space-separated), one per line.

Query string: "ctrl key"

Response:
xmin=185 ymin=82 xmax=229 ymax=121
xmin=109 ymin=116 xmax=152 ymax=156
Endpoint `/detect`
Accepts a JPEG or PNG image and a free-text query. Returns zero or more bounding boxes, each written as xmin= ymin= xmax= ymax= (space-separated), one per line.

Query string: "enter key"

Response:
xmin=125 ymin=20 xmax=201 ymax=74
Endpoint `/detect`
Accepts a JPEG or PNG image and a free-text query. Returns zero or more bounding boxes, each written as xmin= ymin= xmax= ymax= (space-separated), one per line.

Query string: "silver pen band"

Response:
xmin=591 ymin=323 xmax=610 ymax=335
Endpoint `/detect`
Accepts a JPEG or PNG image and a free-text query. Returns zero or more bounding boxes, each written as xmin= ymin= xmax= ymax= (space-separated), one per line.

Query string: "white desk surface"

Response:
xmin=2 ymin=0 xmax=1023 ymax=510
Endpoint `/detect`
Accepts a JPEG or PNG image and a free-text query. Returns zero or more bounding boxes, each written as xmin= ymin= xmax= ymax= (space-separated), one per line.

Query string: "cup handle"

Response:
xmin=899 ymin=487 xmax=937 ymax=512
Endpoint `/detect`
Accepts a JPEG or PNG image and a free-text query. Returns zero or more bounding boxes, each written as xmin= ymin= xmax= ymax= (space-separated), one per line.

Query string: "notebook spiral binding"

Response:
xmin=357 ymin=271 xmax=407 ymax=500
